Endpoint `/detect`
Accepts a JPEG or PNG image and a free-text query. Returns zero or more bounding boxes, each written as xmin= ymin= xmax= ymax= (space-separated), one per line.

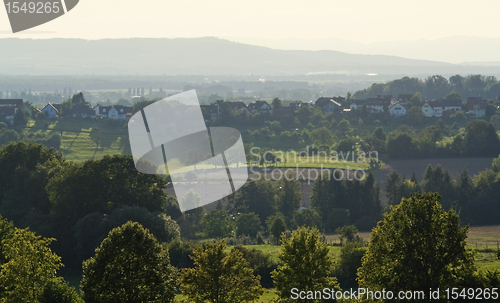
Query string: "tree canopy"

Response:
xmin=358 ymin=192 xmax=476 ymax=299
xmin=81 ymin=221 xmax=176 ymax=303
xmin=272 ymin=226 xmax=340 ymax=302
xmin=180 ymin=240 xmax=263 ymax=303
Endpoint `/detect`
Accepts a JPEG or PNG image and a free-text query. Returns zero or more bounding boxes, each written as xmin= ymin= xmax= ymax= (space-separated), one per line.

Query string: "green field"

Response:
xmin=22 ymin=118 xmax=383 ymax=172
xmin=25 ymin=118 xmax=130 ymax=161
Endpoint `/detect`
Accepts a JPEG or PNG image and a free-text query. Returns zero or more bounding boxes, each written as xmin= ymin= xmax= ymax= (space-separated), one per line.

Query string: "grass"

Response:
xmin=23 ymin=118 xmax=130 ymax=162
xmin=175 ymin=288 xmax=277 ymax=302
xmin=21 ymin=118 xmax=384 ymax=172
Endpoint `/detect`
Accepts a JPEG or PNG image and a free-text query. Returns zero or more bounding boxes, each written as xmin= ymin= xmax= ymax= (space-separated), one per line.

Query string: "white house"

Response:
xmin=94 ymin=105 xmax=133 ymax=120
xmin=422 ymin=99 xmax=461 ymax=118
xmin=389 ymin=102 xmax=407 ymax=117
xmin=422 ymin=102 xmax=437 ymax=117
xmin=41 ymin=103 xmax=61 ymax=118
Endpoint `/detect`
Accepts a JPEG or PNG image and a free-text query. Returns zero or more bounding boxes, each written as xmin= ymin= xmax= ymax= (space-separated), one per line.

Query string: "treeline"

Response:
xmin=310 ymin=172 xmax=382 ymax=232
xmin=382 ymin=119 xmax=500 ymax=159
xmin=0 ymin=142 xmax=179 ymax=268
xmin=0 ymin=127 xmax=61 ymax=149
xmin=386 ymin=156 xmax=500 ymax=226
xmin=1 ymin=193 xmax=499 ymax=302
xmin=354 ymin=74 xmax=500 ymax=100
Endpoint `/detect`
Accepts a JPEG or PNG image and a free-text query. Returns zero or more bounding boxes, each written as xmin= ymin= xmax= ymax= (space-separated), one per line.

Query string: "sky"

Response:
xmin=1 ymin=0 xmax=499 ymax=43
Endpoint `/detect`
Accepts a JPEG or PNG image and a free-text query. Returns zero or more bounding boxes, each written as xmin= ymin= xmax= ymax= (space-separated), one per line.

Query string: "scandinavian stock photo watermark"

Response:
xmin=248 ymin=146 xmax=379 ymax=183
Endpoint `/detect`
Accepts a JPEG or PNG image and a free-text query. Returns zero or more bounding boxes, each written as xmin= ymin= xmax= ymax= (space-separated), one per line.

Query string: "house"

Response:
xmin=0 ymin=99 xmax=25 ymax=123
xmin=422 ymin=101 xmax=444 ymax=117
xmin=397 ymin=94 xmax=414 ymax=102
xmin=443 ymin=99 xmax=462 ymax=111
xmin=315 ymin=97 xmax=341 ymax=113
xmin=0 ymin=107 xmax=16 ymax=124
xmin=274 ymin=107 xmax=294 ymax=119
xmin=200 ymin=104 xmax=218 ymax=121
xmin=226 ymin=101 xmax=249 ymax=114
xmin=109 ymin=105 xmax=133 ymax=120
xmin=389 ymin=102 xmax=407 ymax=117
xmin=247 ymin=101 xmax=272 ymax=114
xmin=289 ymin=102 xmax=302 ymax=112
xmin=72 ymin=104 xmax=95 ymax=118
xmin=443 ymin=108 xmax=462 ymax=119
xmin=350 ymin=95 xmax=392 ymax=114
xmin=466 ymin=97 xmax=487 ymax=118
xmin=332 ymin=96 xmax=346 ymax=104
xmin=94 ymin=105 xmax=133 ymax=120
xmin=0 ymin=99 xmax=23 ymax=112
xmin=41 ymin=103 xmax=61 ymax=118
xmin=201 ymin=100 xmax=250 ymax=121
xmin=422 ymin=99 xmax=462 ymax=118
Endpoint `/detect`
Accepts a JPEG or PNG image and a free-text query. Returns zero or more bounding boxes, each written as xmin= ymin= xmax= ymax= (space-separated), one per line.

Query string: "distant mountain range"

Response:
xmin=1 ymin=37 xmax=500 ymax=76
xmin=227 ymin=36 xmax=500 ymax=65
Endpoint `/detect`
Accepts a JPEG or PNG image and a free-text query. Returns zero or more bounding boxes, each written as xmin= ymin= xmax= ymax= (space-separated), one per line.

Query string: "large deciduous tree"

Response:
xmin=276 ymin=178 xmax=302 ymax=224
xmin=232 ymin=181 xmax=276 ymax=224
xmin=357 ymin=192 xmax=476 ymax=299
xmin=200 ymin=209 xmax=234 ymax=239
xmin=272 ymin=226 xmax=340 ymax=302
xmin=180 ymin=240 xmax=263 ymax=303
xmin=235 ymin=212 xmax=262 ymax=237
xmin=80 ymin=221 xmax=176 ymax=303
xmin=0 ymin=226 xmax=75 ymax=302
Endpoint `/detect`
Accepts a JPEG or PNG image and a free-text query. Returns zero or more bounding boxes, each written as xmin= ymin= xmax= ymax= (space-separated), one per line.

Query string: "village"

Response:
xmin=0 ymin=91 xmax=490 ymax=126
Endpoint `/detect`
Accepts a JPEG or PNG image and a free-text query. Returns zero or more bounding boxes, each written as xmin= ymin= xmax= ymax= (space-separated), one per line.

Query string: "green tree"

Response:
xmin=13 ymin=110 xmax=28 ymax=127
xmin=463 ymin=119 xmax=500 ymax=156
xmin=200 ymin=209 xmax=235 ymax=239
xmin=267 ymin=214 xmax=286 ymax=244
xmin=373 ymin=126 xmax=386 ymax=141
xmin=272 ymin=227 xmax=340 ymax=302
xmin=409 ymin=92 xmax=423 ymax=107
xmin=358 ymin=193 xmax=476 ymax=301
xmin=337 ymin=118 xmax=351 ymax=135
xmin=326 ymin=208 xmax=350 ymax=232
xmin=0 ymin=228 xmax=64 ymax=302
xmin=235 ymin=212 xmax=262 ymax=237
xmin=46 ymin=155 xmax=167 ymax=252
xmin=39 ymin=281 xmax=82 ymax=303
xmin=180 ymin=240 xmax=263 ymax=303
xmin=80 ymin=222 xmax=176 ymax=303
xmin=334 ymin=240 xmax=367 ymax=289
xmin=272 ymin=98 xmax=283 ymax=116
xmin=444 ymin=92 xmax=462 ymax=100
xmin=233 ymin=181 xmax=276 ymax=225
xmin=89 ymin=127 xmax=101 ymax=150
xmin=335 ymin=224 xmax=359 ymax=243
xmin=309 ymin=127 xmax=335 ymax=145
xmin=406 ymin=106 xmax=424 ymax=125
xmin=454 ymin=168 xmax=475 ymax=213
xmin=293 ymin=208 xmax=321 ymax=229
xmin=276 ymin=179 xmax=302 ymax=223
xmin=386 ymin=132 xmax=415 ymax=159
xmin=385 ymin=170 xmax=402 ymax=205
xmin=230 ymin=246 xmax=278 ymax=288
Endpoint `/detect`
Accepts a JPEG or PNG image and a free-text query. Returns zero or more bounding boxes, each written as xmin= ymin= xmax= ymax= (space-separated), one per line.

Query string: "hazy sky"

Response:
xmin=1 ymin=0 xmax=499 ymax=43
